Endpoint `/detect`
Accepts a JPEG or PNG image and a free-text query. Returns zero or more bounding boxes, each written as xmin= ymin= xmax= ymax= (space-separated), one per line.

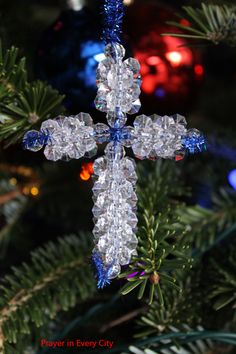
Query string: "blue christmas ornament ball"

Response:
xmin=228 ymin=169 xmax=236 ymax=190
xmin=36 ymin=7 xmax=105 ymax=113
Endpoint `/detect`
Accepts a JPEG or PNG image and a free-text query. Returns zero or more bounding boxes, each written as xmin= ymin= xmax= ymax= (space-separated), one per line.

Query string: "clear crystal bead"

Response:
xmin=119 ymin=180 xmax=133 ymax=198
xmin=96 ymin=58 xmax=112 ymax=84
xmin=93 ymin=157 xmax=107 ymax=176
xmin=129 ymin=84 xmax=141 ymax=100
xmin=94 ymin=123 xmax=110 ymax=143
xmin=125 ymin=233 xmax=138 ymax=250
xmin=172 ymin=113 xmax=187 ymax=127
xmin=132 ymin=115 xmax=153 ymax=159
xmin=121 ymin=94 xmax=133 ymax=112
xmin=121 ymin=126 xmax=135 ymax=147
xmin=119 ymin=247 xmax=132 ymax=266
xmin=95 ymin=92 xmax=108 ymax=112
xmin=41 ymin=119 xmax=59 ymax=134
xmin=105 ymin=246 xmax=117 ymax=264
xmin=107 ymin=263 xmax=121 ymax=279
xmin=128 ymin=99 xmax=141 ymax=115
xmin=44 ymin=145 xmax=63 ymax=161
xmin=105 ymin=142 xmax=125 ymax=161
xmin=105 ymin=43 xmax=125 ymax=60
xmin=124 ymin=58 xmax=140 ymax=76
xmin=107 ymin=65 xmax=117 ymax=90
xmin=76 ymin=112 xmax=94 ymax=126
xmin=123 ymin=68 xmax=134 ymax=89
xmin=107 ymin=111 xmax=127 ymax=128
xmin=106 ymin=91 xmax=116 ymax=112
xmin=97 ymin=235 xmax=110 ymax=253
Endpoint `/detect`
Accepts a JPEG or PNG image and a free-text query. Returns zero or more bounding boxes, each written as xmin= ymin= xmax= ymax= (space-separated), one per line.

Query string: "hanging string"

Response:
xmin=102 ymin=0 xmax=125 ymax=44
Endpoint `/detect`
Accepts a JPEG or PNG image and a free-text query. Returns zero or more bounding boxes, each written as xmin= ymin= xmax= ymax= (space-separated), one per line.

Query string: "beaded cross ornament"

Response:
xmin=23 ymin=0 xmax=206 ymax=288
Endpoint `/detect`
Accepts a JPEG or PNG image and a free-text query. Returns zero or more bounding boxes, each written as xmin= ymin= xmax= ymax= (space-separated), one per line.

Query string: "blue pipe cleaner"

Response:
xmin=92 ymin=252 xmax=111 ymax=289
xmin=182 ymin=134 xmax=207 ymax=154
xmin=102 ymin=0 xmax=125 ymax=44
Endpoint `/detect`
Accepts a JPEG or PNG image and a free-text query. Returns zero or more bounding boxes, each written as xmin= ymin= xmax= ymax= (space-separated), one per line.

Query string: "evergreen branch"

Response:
xmin=0 ymin=234 xmax=96 ymax=353
xmin=209 ymin=251 xmax=236 ymax=313
xmin=135 ymin=275 xmax=202 ymax=339
xmin=179 ymin=188 xmax=236 ymax=252
xmin=101 ymin=330 xmax=235 ymax=354
xmin=0 ymin=41 xmax=65 ymax=146
xmin=163 ymin=3 xmax=236 ymax=46
xmin=0 ymin=41 xmax=27 ymax=102
xmin=119 ymin=162 xmax=192 ymax=304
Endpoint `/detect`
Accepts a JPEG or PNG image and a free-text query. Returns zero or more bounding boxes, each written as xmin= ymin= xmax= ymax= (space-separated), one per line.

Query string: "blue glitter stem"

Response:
xmin=182 ymin=134 xmax=207 ymax=154
xmin=92 ymin=252 xmax=111 ymax=289
xmin=102 ymin=0 xmax=125 ymax=44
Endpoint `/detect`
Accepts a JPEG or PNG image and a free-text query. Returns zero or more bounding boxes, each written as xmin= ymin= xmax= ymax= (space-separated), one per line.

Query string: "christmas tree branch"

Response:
xmin=0 ymin=234 xmax=96 ymax=353
xmin=163 ymin=3 xmax=236 ymax=46
xmin=104 ymin=330 xmax=236 ymax=354
xmin=119 ymin=161 xmax=192 ymax=304
xmin=179 ymin=187 xmax=236 ymax=252
xmin=0 ymin=41 xmax=65 ymax=147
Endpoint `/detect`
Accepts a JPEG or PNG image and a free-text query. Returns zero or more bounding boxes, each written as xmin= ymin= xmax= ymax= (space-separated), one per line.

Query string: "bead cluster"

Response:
xmin=92 ymin=152 xmax=138 ymax=281
xmin=95 ymin=43 xmax=141 ymax=117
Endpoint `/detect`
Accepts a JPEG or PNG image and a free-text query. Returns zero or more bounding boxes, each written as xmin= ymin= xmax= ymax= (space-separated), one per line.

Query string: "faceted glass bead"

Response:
xmin=125 ymin=233 xmax=138 ymax=250
xmin=106 ymin=91 xmax=116 ymax=112
xmin=121 ymin=94 xmax=133 ymax=112
xmin=95 ymin=92 xmax=108 ymax=112
xmin=44 ymin=145 xmax=63 ymax=161
xmin=173 ymin=113 xmax=187 ymax=127
xmin=119 ymin=247 xmax=132 ymax=266
xmin=95 ymin=191 xmax=110 ymax=209
xmin=129 ymin=84 xmax=141 ymax=100
xmin=41 ymin=119 xmax=59 ymax=134
xmin=76 ymin=112 xmax=93 ymax=126
xmin=119 ymin=180 xmax=133 ymax=198
xmin=121 ymin=126 xmax=135 ymax=147
xmin=132 ymin=115 xmax=154 ymax=159
xmin=107 ymin=263 xmax=121 ymax=279
xmin=69 ymin=141 xmax=85 ymax=159
xmin=105 ymin=43 xmax=125 ymax=60
xmin=97 ymin=235 xmax=110 ymax=253
xmin=122 ymin=68 xmax=134 ymax=89
xmin=96 ymin=58 xmax=112 ymax=83
xmin=93 ymin=157 xmax=107 ymax=176
xmin=124 ymin=58 xmax=140 ymax=76
xmin=63 ymin=117 xmax=80 ymax=132
xmin=128 ymin=99 xmax=141 ymax=115
xmin=125 ymin=210 xmax=138 ymax=228
xmin=155 ymin=115 xmax=175 ymax=130
xmin=107 ymin=111 xmax=127 ymax=128
xmin=94 ymin=123 xmax=110 ymax=144
xmin=134 ymin=115 xmax=152 ymax=129
xmin=121 ymin=157 xmax=136 ymax=174
xmin=23 ymin=130 xmax=44 ymax=152
xmin=105 ymin=246 xmax=117 ymax=264
xmin=105 ymin=142 xmax=125 ymax=161
xmin=107 ymin=65 xmax=118 ymax=90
